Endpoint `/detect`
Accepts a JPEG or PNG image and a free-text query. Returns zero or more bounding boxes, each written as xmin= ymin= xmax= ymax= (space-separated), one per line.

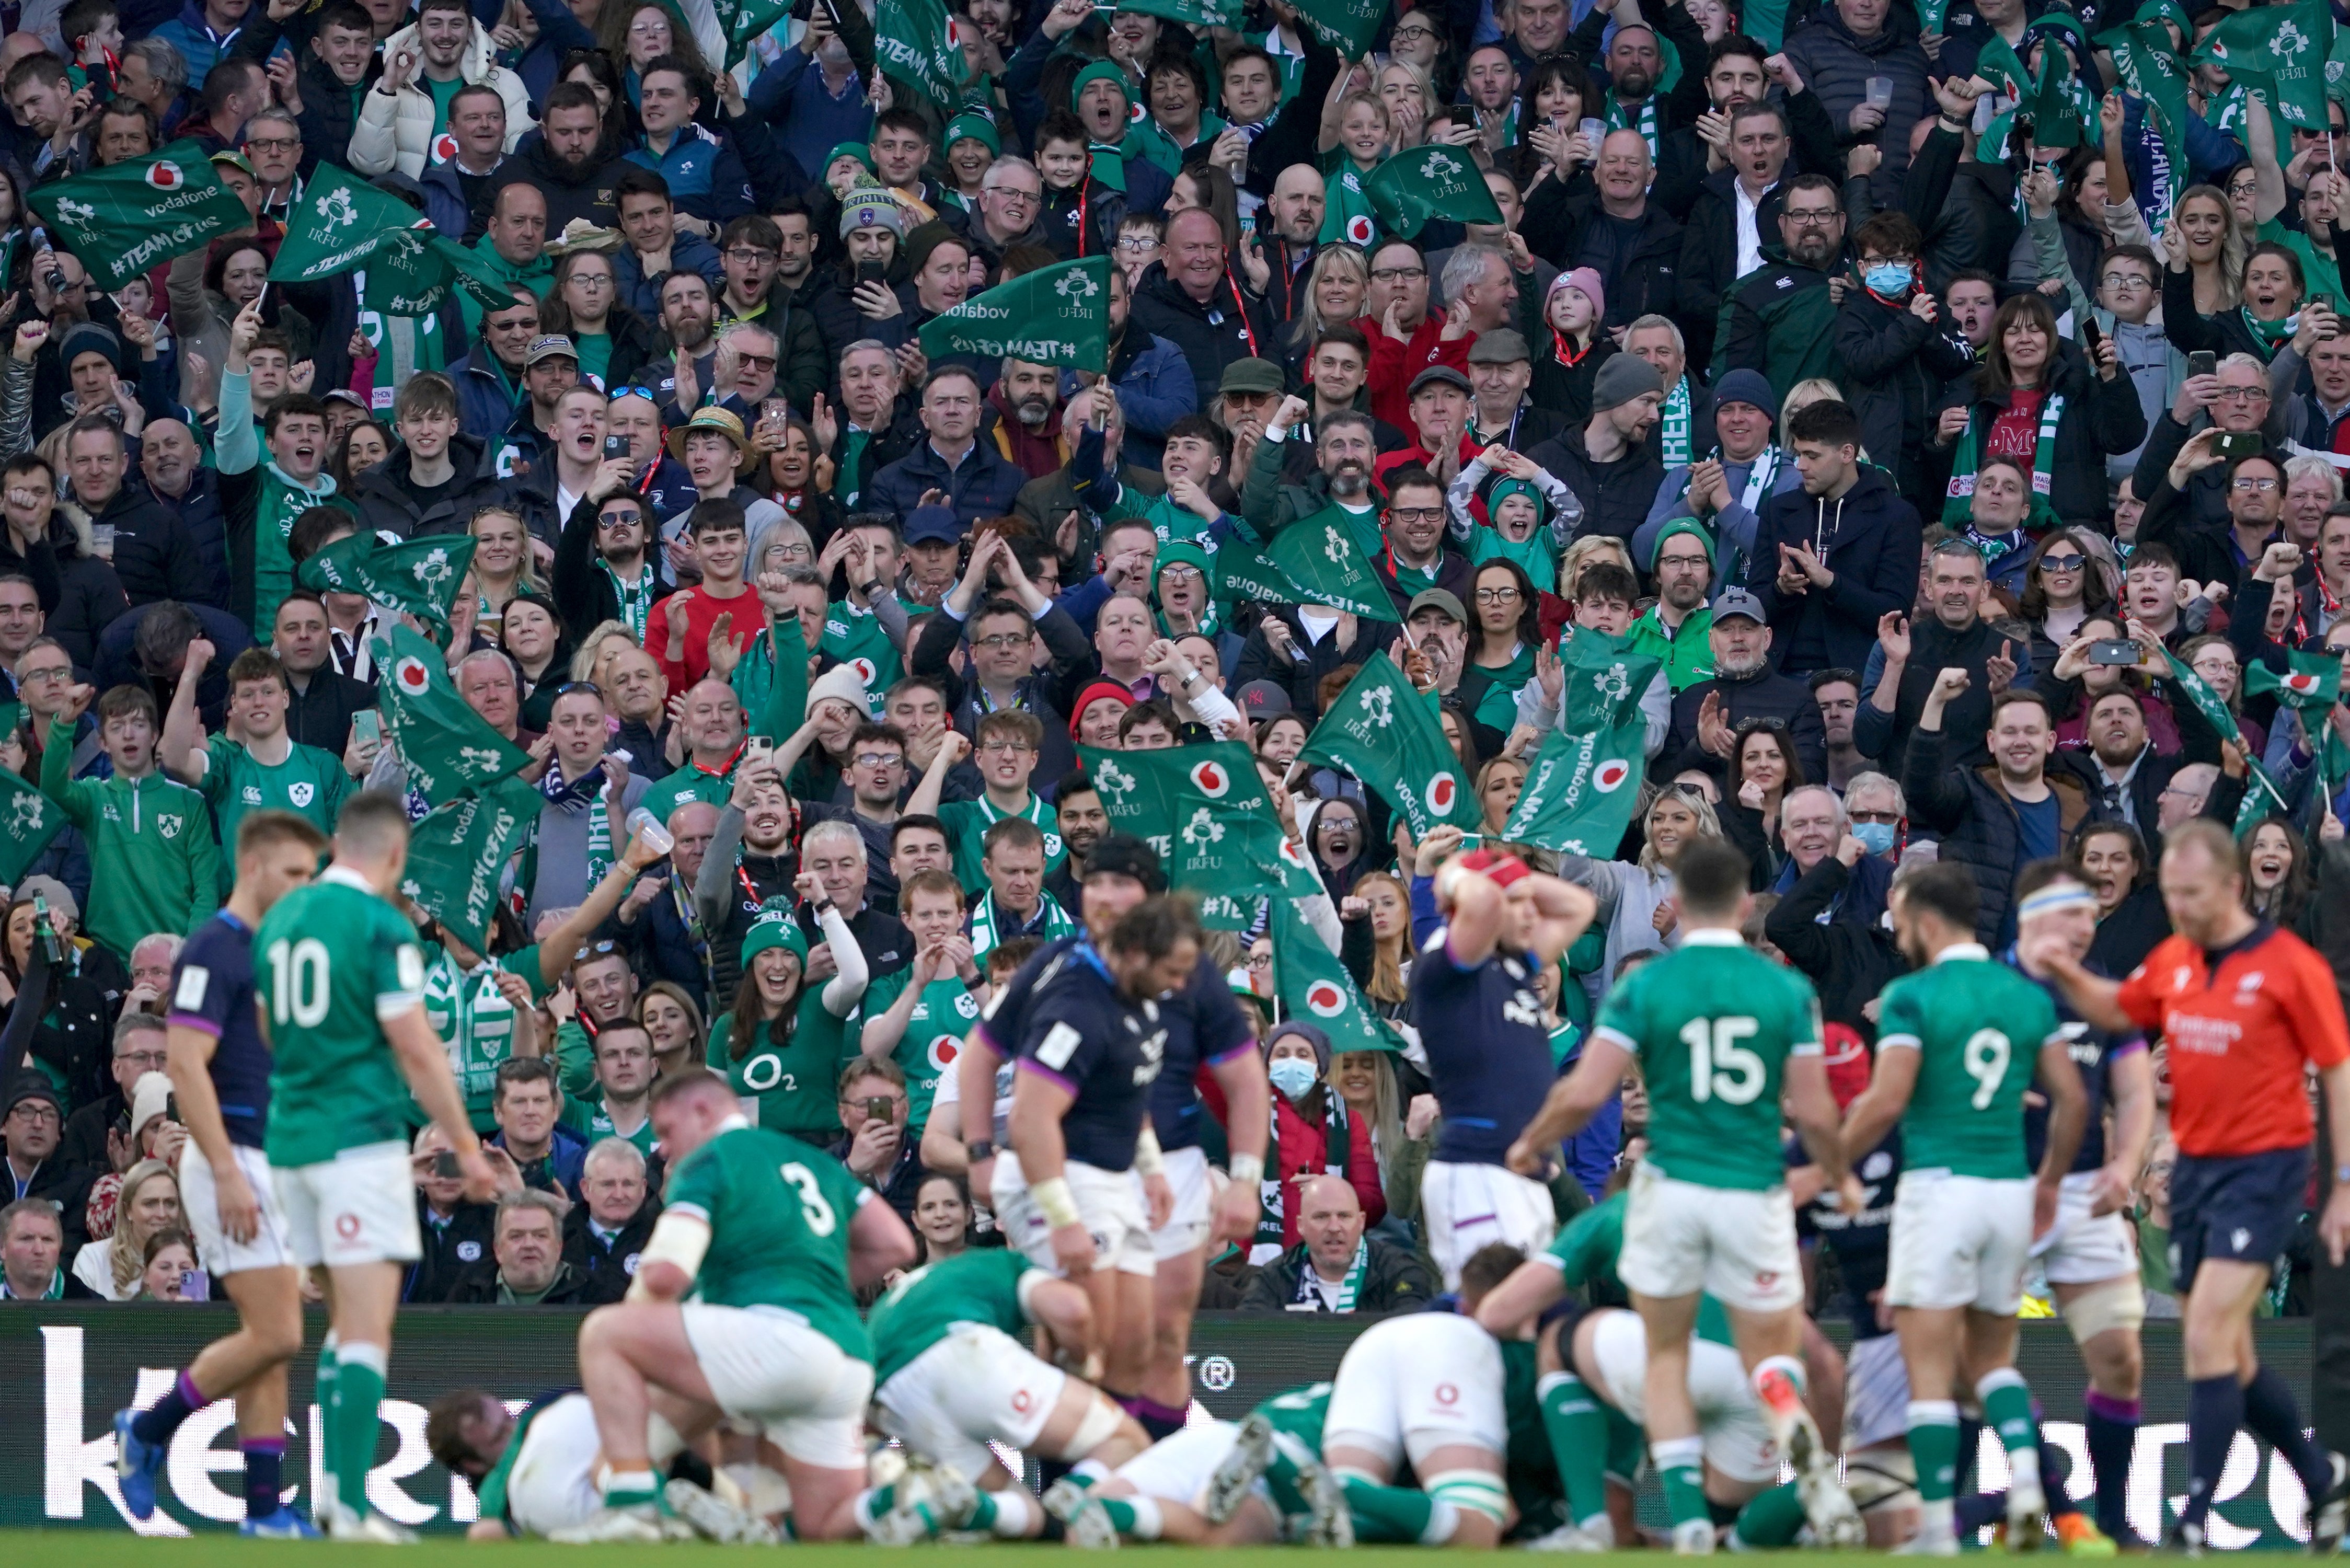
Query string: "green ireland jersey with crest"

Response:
xmin=419 ymin=944 xmax=557 ymax=1132
xmin=938 ymin=792 xmax=1067 ymax=890
xmin=663 ymin=1122 xmax=871 ymax=1359
xmin=858 ymin=967 xmax=983 ymax=1129
xmin=1589 ymin=930 xmax=1823 ymax=1191
xmin=257 ymin=865 xmax=427 ymax=1167
xmin=557 ymin=1095 xmax=658 ymax=1158
xmin=1874 ymin=945 xmax=2061 ymax=1180
xmin=706 ymin=987 xmax=861 ymax=1138
xmin=821 ymin=599 xmax=900 ymax=714
xmin=197 ymin=733 xmax=350 ymax=891
xmin=868 ymin=1247 xmax=1045 ymax=1385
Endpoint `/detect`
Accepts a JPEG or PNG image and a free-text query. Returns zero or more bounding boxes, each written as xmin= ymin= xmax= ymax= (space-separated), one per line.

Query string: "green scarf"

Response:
xmin=967 ymin=888 xmax=1074 ymax=959
xmin=1940 ymin=393 xmax=2066 ymax=530
xmin=1660 ymin=376 xmax=1694 ymax=468
xmin=1290 ymin=1236 xmax=1370 ymax=1309
xmin=2243 ymin=307 xmax=2299 ymax=357
xmin=1605 ymin=92 xmax=1660 ymax=161
xmin=596 ymin=560 xmax=655 ymax=641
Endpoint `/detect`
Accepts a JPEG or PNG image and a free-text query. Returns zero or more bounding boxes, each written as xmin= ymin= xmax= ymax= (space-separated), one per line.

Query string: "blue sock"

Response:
xmin=242 ymin=1437 xmax=285 ymax=1519
xmin=2083 ymin=1393 xmax=2139 ymax=1540
xmin=131 ymin=1370 xmax=209 ymax=1445
xmin=1956 ymin=1413 xmax=1984 ymax=1497
xmin=2242 ymin=1366 xmax=2332 ymax=1501
xmin=2183 ymin=1375 xmax=2244 ymax=1529
xmin=1127 ymin=1396 xmax=1187 ymax=1443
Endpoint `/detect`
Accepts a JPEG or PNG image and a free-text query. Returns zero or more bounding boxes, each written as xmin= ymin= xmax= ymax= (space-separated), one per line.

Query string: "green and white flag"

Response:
xmin=708 ymin=0 xmax=792 ymax=65
xmin=396 ymin=776 xmax=542 ymax=952
xmin=2101 ymin=20 xmax=2192 ymax=225
xmin=1078 ymin=741 xmax=1291 ymax=905
xmin=0 ymin=763 xmax=64 ymax=886
xmin=1502 ymin=723 xmax=1646 ymax=856
xmin=1216 ymin=507 xmax=1398 ymax=620
xmin=2021 ymin=42 xmax=2086 ymax=146
xmin=424 ymin=235 xmax=544 ymax=312
xmin=1120 ymin=0 xmax=1241 ymax=27
xmin=2197 ymin=0 xmax=2332 ymax=130
xmin=299 ymin=531 xmax=477 ymax=632
xmin=1976 ymin=33 xmax=2033 ymax=99
xmin=1365 ymin=145 xmax=1504 ymax=239
xmin=371 ymin=624 xmax=531 ymax=806
xmin=1289 ymin=0 xmax=1384 ymax=57
xmin=268 ymin=163 xmax=431 ymax=284
xmin=1554 ymin=626 xmax=1662 ymax=735
xmin=2245 ymin=648 xmax=2342 ymax=709
xmin=875 ymin=0 xmax=965 ymax=109
xmin=2163 ymin=649 xmax=2245 ymax=748
xmin=918 ymin=257 xmax=1110 ymax=372
xmin=1298 ymin=651 xmax=1482 ymax=837
xmin=27 ymin=141 xmax=249 ymax=290
xmin=1271 ymin=897 xmax=1403 ymax=1053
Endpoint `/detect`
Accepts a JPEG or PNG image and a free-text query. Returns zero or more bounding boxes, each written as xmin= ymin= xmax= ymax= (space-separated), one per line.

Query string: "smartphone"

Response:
xmin=2080 ymin=316 xmax=2102 ymax=353
xmin=352 ymin=709 xmax=383 ymax=746
xmin=603 ymin=434 xmax=630 ymax=461
xmin=2088 ymin=639 xmax=2141 ymax=665
xmin=856 ymin=260 xmax=886 ymax=288
xmin=862 ymin=1096 xmax=897 ymax=1121
xmin=431 ymin=1150 xmax=462 ymax=1179
xmin=2188 ymin=350 xmax=2217 ymax=379
xmin=178 ymin=1269 xmax=208 ymax=1301
xmin=2215 ymin=430 xmax=2264 ymax=458
xmin=745 ymin=735 xmax=775 ymax=766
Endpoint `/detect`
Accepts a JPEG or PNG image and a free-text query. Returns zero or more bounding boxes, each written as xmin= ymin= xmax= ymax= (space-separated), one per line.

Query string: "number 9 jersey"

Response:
xmin=1875 ymin=946 xmax=2061 ymax=1180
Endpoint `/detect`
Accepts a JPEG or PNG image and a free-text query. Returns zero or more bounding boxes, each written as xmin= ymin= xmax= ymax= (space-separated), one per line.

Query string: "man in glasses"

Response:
xmin=707 ymin=215 xmax=826 ymax=413
xmin=1715 ymin=173 xmax=1845 ymax=405
xmin=1370 ymin=464 xmax=1473 ymax=619
xmin=522 ymin=685 xmax=651 ymax=926
xmin=969 ymin=157 xmax=1048 ymax=271
xmin=4 ymin=1079 xmax=94 ymax=1252
xmin=553 ymin=459 xmax=674 ymax=640
xmin=2158 ymin=429 xmax=2283 ymax=594
xmin=450 ymin=289 xmax=542 ymax=445
xmin=2134 ymin=352 xmax=2279 ymax=533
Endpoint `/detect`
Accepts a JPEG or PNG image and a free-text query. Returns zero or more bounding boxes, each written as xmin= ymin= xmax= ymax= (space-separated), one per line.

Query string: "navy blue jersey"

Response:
xmin=1410 ymin=932 xmax=1553 ymax=1166
xmin=974 ymin=935 xmax=1083 ymax=1063
xmin=1013 ymin=943 xmax=1167 ymax=1172
xmin=1791 ymin=1129 xmax=1901 ymax=1340
xmin=1149 ymin=954 xmax=1258 ymax=1151
xmin=2009 ymin=954 xmax=2145 ymax=1173
xmin=166 ymin=912 xmax=270 ymax=1149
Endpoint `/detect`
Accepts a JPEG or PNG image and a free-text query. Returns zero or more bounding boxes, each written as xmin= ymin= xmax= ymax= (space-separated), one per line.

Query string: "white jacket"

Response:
xmin=349 ymin=19 xmax=533 ymax=181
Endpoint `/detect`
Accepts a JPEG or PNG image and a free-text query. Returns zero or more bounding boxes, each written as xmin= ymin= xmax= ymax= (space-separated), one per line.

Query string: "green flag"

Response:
xmin=709 ymin=0 xmax=792 ymax=65
xmin=2164 ymin=649 xmax=2245 ymax=749
xmin=1364 ymin=145 xmax=1504 ymax=240
xmin=2329 ymin=19 xmax=2350 ymax=107
xmin=2022 ymin=44 xmax=2086 ymax=146
xmin=0 ymin=764 xmax=64 ymax=885
xmin=27 ymin=141 xmax=250 ymax=290
xmin=1289 ymin=0 xmax=1384 ymax=56
xmin=1298 ymin=651 xmax=1482 ymax=838
xmin=298 ymin=531 xmax=477 ymax=631
xmin=918 ymin=257 xmax=1110 ymax=372
xmin=874 ymin=0 xmax=967 ymax=109
xmin=2245 ymin=649 xmax=2342 ymax=709
xmin=2197 ymin=0 xmax=2331 ymax=130
xmin=1120 ymin=0 xmax=1241 ymax=27
xmin=1976 ymin=33 xmax=2033 ymax=97
xmin=1271 ymin=897 xmax=1403 ymax=1053
xmin=1077 ymin=741 xmax=1291 ymax=901
xmin=1554 ymin=626 xmax=1662 ymax=734
xmin=371 ymin=624 xmax=531 ymax=806
xmin=1215 ymin=509 xmax=1399 ymax=620
xmin=1502 ymin=724 xmax=1647 ymax=856
xmin=2102 ymin=21 xmax=2192 ymax=223
xmin=360 ymin=230 xmax=459 ymax=319
xmin=268 ymin=163 xmax=431 ymax=283
xmin=424 ymin=236 xmax=542 ymax=312
xmin=395 ymin=777 xmax=542 ymax=952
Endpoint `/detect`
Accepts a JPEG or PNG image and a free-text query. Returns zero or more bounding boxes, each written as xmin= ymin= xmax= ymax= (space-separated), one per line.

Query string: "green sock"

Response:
xmin=1095 ymin=1497 xmax=1160 ymax=1539
xmin=1732 ymin=1482 xmax=1808 ymax=1548
xmin=1909 ymin=1400 xmax=1962 ymax=1505
xmin=1652 ymin=1436 xmax=1708 ymax=1529
xmin=311 ymin=1341 xmax=339 ymax=1524
xmin=1340 ymin=1475 xmax=1438 ymax=1543
xmin=601 ymin=1469 xmax=660 ymax=1510
xmin=328 ymin=1345 xmax=385 ymax=1523
xmin=1536 ymin=1372 xmax=1610 ymax=1528
xmin=859 ymin=1482 xmax=898 ymax=1526
xmin=1604 ymin=1405 xmax=1646 ymax=1486
xmin=1978 ymin=1370 xmax=2041 ymax=1465
xmin=967 ymin=1493 xmax=997 ymax=1531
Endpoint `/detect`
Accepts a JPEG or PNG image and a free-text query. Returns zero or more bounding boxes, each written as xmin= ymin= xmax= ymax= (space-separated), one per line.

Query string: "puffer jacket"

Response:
xmin=1902 ymin=720 xmax=2094 ymax=947
xmin=1076 ymin=327 xmax=1196 ymax=471
xmin=1834 ymin=286 xmax=1977 ymax=504
xmin=349 ymin=20 xmax=533 ymax=181
xmin=1780 ymin=10 xmax=1932 ymax=208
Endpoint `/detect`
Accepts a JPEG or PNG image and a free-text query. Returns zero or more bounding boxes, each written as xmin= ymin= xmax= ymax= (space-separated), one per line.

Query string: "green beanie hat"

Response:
xmin=1648 ymin=515 xmax=1717 ymax=571
xmin=1487 ymin=476 xmax=1542 ymax=523
xmin=943 ymin=111 xmax=1001 ymax=156
xmin=740 ymin=905 xmax=810 ymax=969
xmin=825 ymin=142 xmax=877 ymax=177
xmin=1155 ymin=540 xmax=1212 ymax=585
xmin=1071 ymin=57 xmax=1131 ymax=112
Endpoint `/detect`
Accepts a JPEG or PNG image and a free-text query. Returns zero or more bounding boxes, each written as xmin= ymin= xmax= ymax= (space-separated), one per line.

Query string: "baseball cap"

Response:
xmin=904 ymin=505 xmax=961 ymax=547
xmin=1407 ymin=587 xmax=1467 ymax=626
xmin=524 ymin=334 xmax=578 ymax=368
xmin=1236 ymin=679 xmax=1292 ymax=716
xmin=1711 ymin=586 xmax=1767 ymax=625
xmin=1409 ymin=364 xmax=1472 ymax=398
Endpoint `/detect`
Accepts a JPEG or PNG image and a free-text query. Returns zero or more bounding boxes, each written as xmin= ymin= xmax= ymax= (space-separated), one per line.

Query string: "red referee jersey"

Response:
xmin=2116 ymin=923 xmax=2350 ymax=1159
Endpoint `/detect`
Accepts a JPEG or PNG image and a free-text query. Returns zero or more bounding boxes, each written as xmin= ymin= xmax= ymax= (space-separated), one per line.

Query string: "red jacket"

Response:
xmin=1269 ymin=1093 xmax=1386 ymax=1250
xmin=1358 ymin=314 xmax=1472 ymax=433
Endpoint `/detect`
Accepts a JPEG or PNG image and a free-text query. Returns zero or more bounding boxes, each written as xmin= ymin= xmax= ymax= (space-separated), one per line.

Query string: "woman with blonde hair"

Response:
xmin=1376 ymin=59 xmax=1439 ymax=148
xmin=637 ymin=981 xmax=706 ymax=1078
xmin=568 ymin=619 xmax=637 ymax=686
xmin=2163 ymin=183 xmax=2248 ymax=314
xmin=1476 ymin=753 xmax=1528 ymax=833
xmin=1286 ymin=243 xmax=1370 ymax=371
xmin=1556 ymin=533 xmax=1633 ymax=599
xmin=75 ymin=1160 xmax=180 ymax=1301
xmin=1558 ymin=781 xmax=1724 ymax=983
xmin=469 ymin=506 xmax=544 ymax=640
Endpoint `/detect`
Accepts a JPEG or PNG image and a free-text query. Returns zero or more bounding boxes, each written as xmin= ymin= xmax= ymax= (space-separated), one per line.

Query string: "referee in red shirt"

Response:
xmin=2035 ymin=820 xmax=2350 ymax=1551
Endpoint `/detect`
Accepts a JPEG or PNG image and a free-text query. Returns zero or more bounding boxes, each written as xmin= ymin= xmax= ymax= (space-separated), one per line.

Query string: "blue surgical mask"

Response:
xmin=1852 ymin=821 xmax=1898 ymax=857
xmin=1268 ymin=1057 xmax=1320 ymax=1099
xmin=1864 ymin=261 xmax=1912 ymax=296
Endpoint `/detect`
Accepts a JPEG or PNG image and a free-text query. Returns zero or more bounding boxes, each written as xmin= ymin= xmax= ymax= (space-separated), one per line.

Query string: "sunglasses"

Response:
xmin=608 ymin=385 xmax=660 ymax=402
xmin=573 ymin=939 xmax=621 ymax=961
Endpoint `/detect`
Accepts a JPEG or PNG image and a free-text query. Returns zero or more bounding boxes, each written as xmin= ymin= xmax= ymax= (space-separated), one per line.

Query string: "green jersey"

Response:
xmin=419 ymin=944 xmax=554 ymax=1132
xmin=558 ymin=1095 xmax=657 ymax=1158
xmin=257 ymin=866 xmax=427 ymax=1167
xmin=1248 ymin=1381 xmax=1334 ymax=1518
xmin=1590 ymin=930 xmax=1822 ymax=1191
xmin=39 ymin=739 xmax=220 ymax=958
xmin=1875 ymin=945 xmax=2060 ymax=1180
xmin=196 ymin=733 xmax=350 ymax=891
xmin=868 ymin=1247 xmax=1046 ymax=1385
xmin=638 ymin=762 xmax=735 ymax=828
xmin=706 ymin=987 xmax=860 ymax=1137
xmin=820 ymin=599 xmax=901 ymax=714
xmin=859 ymin=967 xmax=983 ymax=1129
xmin=938 ymin=793 xmax=1067 ymax=891
xmin=664 ymin=1121 xmax=871 ymax=1358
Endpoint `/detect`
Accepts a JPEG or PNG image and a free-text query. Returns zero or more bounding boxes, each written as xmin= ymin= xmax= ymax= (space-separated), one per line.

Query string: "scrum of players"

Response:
xmin=112 ymin=796 xmax=2350 ymax=1553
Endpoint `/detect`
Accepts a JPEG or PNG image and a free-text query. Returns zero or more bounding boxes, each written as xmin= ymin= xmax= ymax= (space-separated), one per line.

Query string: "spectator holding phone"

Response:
xmin=827 ymin=1058 xmax=926 ymax=1223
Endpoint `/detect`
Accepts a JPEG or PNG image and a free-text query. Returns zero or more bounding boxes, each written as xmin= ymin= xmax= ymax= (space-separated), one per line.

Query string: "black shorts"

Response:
xmin=2167 ymin=1145 xmax=2310 ymax=1293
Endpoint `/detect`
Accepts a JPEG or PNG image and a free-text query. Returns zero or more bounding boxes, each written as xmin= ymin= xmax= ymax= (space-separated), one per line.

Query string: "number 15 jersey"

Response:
xmin=1874 ymin=944 xmax=2061 ymax=1180
xmin=1591 ymin=930 xmax=1822 ymax=1192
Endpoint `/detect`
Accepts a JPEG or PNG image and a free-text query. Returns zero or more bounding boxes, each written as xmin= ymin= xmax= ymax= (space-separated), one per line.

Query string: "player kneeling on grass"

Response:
xmin=860 ymin=1247 xmax=1150 ymax=1542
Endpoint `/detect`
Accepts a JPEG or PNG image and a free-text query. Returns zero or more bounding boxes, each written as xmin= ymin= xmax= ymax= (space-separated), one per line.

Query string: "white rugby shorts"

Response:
xmin=273 ymin=1142 xmax=418 ymax=1270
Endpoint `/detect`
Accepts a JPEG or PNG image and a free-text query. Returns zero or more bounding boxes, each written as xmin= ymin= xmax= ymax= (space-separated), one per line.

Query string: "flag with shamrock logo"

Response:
xmin=2245 ymin=649 xmax=2342 ymax=709
xmin=1119 ymin=0 xmax=1241 ymax=27
xmin=2164 ymin=649 xmax=2245 ymax=749
xmin=1554 ymin=626 xmax=1663 ymax=735
xmin=371 ymin=625 xmax=531 ymax=806
xmin=2101 ymin=20 xmax=2193 ymax=227
xmin=873 ymin=0 xmax=966 ymax=108
xmin=1365 ymin=145 xmax=1505 ymax=239
xmin=1502 ymin=724 xmax=1647 ymax=856
xmin=1215 ymin=509 xmax=1399 ymax=620
xmin=2196 ymin=0 xmax=2331 ymax=131
xmin=298 ymin=531 xmax=477 ymax=632
xmin=918 ymin=256 xmax=1110 ymax=372
xmin=396 ymin=776 xmax=542 ymax=951
xmin=1271 ymin=897 xmax=1403 ymax=1052
xmin=1078 ymin=742 xmax=1294 ymax=913
xmin=268 ymin=163 xmax=432 ymax=284
xmin=2020 ymin=40 xmax=2087 ymax=146
xmin=1289 ymin=0 xmax=1385 ymax=56
xmin=26 ymin=141 xmax=250 ymax=290
xmin=1298 ymin=651 xmax=1483 ymax=838
xmin=0 ymin=763 xmax=64 ymax=885
xmin=1975 ymin=32 xmax=2033 ymax=98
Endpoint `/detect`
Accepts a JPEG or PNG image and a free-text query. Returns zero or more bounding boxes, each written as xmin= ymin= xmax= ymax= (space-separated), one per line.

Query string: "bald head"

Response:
xmin=683 ymin=677 xmax=744 ymax=760
xmin=2159 ymin=762 xmax=2219 ymax=831
xmin=1269 ymin=162 xmax=1325 ymax=244
xmin=1298 ymin=1173 xmax=1367 ymax=1278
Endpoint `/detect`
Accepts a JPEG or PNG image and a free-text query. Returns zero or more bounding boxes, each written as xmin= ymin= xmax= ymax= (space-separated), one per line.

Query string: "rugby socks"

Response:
xmin=601 ymin=1469 xmax=662 ymax=1512
xmin=1908 ymin=1398 xmax=1962 ymax=1539
xmin=971 ymin=1487 xmax=1036 ymax=1538
xmin=1977 ymin=1368 xmax=2042 ymax=1483
xmin=2182 ymin=1375 xmax=2244 ymax=1529
xmin=2242 ymin=1366 xmax=2332 ymax=1503
xmin=242 ymin=1436 xmax=286 ymax=1522
xmin=1727 ymin=1482 xmax=1807 ymax=1549
xmin=329 ymin=1340 xmax=387 ymax=1523
xmin=1124 ymin=1396 xmax=1188 ymax=1443
xmin=131 ymin=1369 xmax=211 ymax=1445
xmin=2082 ymin=1390 xmax=2140 ymax=1539
xmin=1337 ymin=1475 xmax=1451 ymax=1543
xmin=1093 ymin=1496 xmax=1162 ymax=1540
xmin=855 ymin=1482 xmax=902 ymax=1530
xmin=1535 ymin=1371 xmax=1609 ymax=1531
xmin=1651 ymin=1435 xmax=1709 ymax=1530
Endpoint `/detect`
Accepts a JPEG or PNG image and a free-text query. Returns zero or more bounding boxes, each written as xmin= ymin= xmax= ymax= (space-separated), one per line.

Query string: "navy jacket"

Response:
xmin=866 ymin=437 xmax=1027 ymax=532
xmin=450 ymin=343 xmax=524 ymax=446
xmin=1745 ymin=467 xmax=1924 ymax=677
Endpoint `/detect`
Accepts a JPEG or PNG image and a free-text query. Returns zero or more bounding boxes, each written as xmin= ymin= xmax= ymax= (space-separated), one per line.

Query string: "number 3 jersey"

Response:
xmin=663 ymin=1121 xmax=872 ymax=1362
xmin=1874 ymin=943 xmax=2062 ymax=1180
xmin=1589 ymin=930 xmax=1823 ymax=1191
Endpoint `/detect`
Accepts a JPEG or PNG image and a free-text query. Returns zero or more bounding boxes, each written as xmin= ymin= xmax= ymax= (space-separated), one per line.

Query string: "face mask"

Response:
xmin=1864 ymin=261 xmax=1911 ymax=296
xmin=1852 ymin=821 xmax=1897 ymax=857
xmin=1268 ymin=1057 xmax=1320 ymax=1099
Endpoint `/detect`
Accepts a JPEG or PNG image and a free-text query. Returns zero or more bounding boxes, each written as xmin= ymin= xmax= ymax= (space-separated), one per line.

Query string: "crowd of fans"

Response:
xmin=0 ymin=0 xmax=2332 ymax=1319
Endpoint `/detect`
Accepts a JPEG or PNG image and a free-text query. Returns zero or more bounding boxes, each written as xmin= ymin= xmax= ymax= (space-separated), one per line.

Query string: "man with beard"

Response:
xmin=1533 ymin=355 xmax=1664 ymax=545
xmin=1627 ymin=518 xmax=1715 ymax=691
xmin=415 ymin=82 xmax=508 ymax=240
xmin=1635 ymin=371 xmax=1789 ymax=590
xmin=1133 ymin=207 xmax=1276 ymax=406
xmin=1368 ymin=466 xmax=1472 ymax=617
xmin=1714 ymin=174 xmax=1845 ymax=404
xmin=522 ymin=83 xmax=625 ymax=233
xmin=657 ymin=272 xmax=720 ymax=407
xmin=451 ymin=290 xmax=539 ymax=443
xmin=1660 ymin=589 xmax=1829 ymax=780
xmin=986 ymin=357 xmax=1066 ymax=481
xmin=1749 ymin=397 xmax=1921 ymax=677
xmin=692 ymin=756 xmax=799 ymax=1009
xmin=269 ymin=591 xmax=374 ymax=755
xmin=1043 ymin=771 xmax=1107 ymax=910
xmin=2079 ymin=684 xmax=2226 ymax=844
xmin=1520 ymin=130 xmax=1680 ymax=335
xmin=1856 ymin=536 xmax=2019 ymax=772
xmin=612 ymin=171 xmax=722 ymax=318
xmin=553 ymin=463 xmax=673 ymax=640
xmin=1245 ymin=397 xmax=1381 ymax=547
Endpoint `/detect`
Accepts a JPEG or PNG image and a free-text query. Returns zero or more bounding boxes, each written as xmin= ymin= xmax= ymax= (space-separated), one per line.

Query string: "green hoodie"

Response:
xmin=40 ymin=733 xmax=220 ymax=958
